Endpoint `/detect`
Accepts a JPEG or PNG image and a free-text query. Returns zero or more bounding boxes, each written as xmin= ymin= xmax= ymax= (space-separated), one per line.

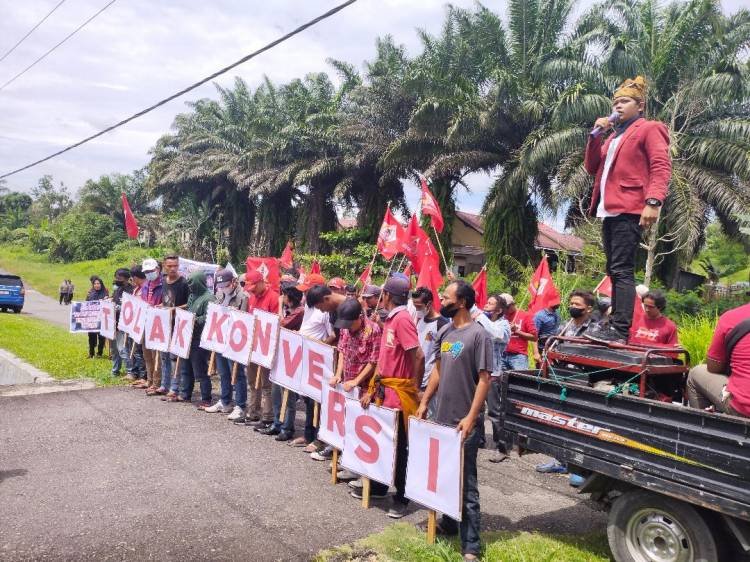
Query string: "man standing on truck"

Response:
xmin=583 ymin=76 xmax=672 ymax=345
xmin=417 ymin=280 xmax=493 ymax=561
xmin=686 ymin=301 xmax=750 ymax=417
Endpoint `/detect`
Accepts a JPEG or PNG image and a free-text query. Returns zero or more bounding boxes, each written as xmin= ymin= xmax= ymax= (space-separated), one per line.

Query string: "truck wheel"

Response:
xmin=607 ymin=490 xmax=718 ymax=562
xmin=13 ymin=307 xmax=21 ymax=313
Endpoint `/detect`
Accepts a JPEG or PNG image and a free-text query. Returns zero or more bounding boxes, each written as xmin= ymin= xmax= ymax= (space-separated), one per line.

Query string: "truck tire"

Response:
xmin=607 ymin=489 xmax=718 ymax=562
xmin=13 ymin=307 xmax=21 ymax=313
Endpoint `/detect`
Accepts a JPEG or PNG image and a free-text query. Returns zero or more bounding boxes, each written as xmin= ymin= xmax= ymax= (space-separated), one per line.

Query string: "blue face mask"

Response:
xmin=484 ymin=311 xmax=493 ymax=318
xmin=145 ymin=271 xmax=158 ymax=282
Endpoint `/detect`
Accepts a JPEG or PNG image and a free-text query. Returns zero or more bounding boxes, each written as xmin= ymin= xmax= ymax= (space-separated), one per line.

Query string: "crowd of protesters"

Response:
xmin=85 ymin=253 xmax=749 ymax=562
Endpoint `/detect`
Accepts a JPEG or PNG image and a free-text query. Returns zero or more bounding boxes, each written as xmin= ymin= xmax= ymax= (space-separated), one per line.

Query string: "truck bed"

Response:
xmin=499 ymin=371 xmax=750 ymax=521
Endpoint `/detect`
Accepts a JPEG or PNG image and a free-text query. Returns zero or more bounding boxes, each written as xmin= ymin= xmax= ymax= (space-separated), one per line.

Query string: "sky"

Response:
xmin=0 ymin=0 xmax=744 ymax=220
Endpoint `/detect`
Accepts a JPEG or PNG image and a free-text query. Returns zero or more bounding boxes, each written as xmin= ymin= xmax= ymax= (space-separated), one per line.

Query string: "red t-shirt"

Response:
xmin=629 ymin=315 xmax=679 ymax=346
xmin=247 ymin=287 xmax=279 ymax=315
xmin=377 ymin=306 xmax=419 ymax=409
xmin=504 ymin=310 xmax=537 ymax=355
xmin=707 ymin=303 xmax=750 ymax=417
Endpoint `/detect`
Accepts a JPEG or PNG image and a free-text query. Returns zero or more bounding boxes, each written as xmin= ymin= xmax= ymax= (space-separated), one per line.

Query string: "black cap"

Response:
xmin=334 ymin=298 xmax=363 ymax=329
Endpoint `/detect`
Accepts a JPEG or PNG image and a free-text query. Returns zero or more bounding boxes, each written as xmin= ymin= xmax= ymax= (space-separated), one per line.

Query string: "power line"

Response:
xmin=0 ymin=0 xmax=358 ymax=180
xmin=0 ymin=0 xmax=117 ymax=93
xmin=0 ymin=0 xmax=68 ymax=64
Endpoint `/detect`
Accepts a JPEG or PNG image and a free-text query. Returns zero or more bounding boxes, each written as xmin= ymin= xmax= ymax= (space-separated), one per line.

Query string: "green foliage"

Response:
xmin=107 ymin=240 xmax=176 ymax=269
xmin=663 ymin=290 xmax=704 ymax=317
xmin=314 ymin=523 xmax=610 ymax=562
xmin=0 ymin=315 xmax=122 ymax=386
xmin=695 ymin=222 xmax=749 ymax=280
xmin=49 ymin=211 xmax=124 ymax=262
xmin=29 ymin=175 xmax=72 ymax=224
xmin=0 ymin=191 xmax=33 ymax=229
xmin=678 ymin=314 xmax=717 ymax=365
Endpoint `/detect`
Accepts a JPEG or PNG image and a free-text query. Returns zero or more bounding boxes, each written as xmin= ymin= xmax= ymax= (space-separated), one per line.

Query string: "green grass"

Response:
xmin=314 ymin=523 xmax=610 ymax=562
xmin=0 ymin=314 xmax=122 ymax=386
xmin=724 ymin=266 xmax=750 ymax=284
xmin=677 ymin=314 xmax=717 ymax=365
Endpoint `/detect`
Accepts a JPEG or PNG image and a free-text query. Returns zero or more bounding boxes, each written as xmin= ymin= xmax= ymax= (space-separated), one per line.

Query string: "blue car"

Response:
xmin=0 ymin=274 xmax=25 ymax=313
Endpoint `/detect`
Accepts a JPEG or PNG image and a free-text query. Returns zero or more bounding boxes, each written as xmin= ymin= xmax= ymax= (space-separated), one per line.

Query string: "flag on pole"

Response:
xmin=472 ymin=267 xmax=487 ymax=308
xmin=310 ymin=260 xmax=321 ymax=275
xmin=594 ymin=275 xmax=612 ymax=297
xmin=527 ymin=255 xmax=561 ymax=314
xmin=403 ymin=263 xmax=412 ymax=279
xmin=245 ymin=257 xmax=280 ymax=292
xmin=121 ymin=193 xmax=139 ymax=239
xmin=279 ymin=241 xmax=294 ymax=269
xmin=377 ymin=207 xmax=406 ymax=260
xmin=420 ymin=176 xmax=444 ymax=233
xmin=416 ymin=254 xmax=443 ymax=309
xmin=357 ymin=264 xmax=372 ymax=286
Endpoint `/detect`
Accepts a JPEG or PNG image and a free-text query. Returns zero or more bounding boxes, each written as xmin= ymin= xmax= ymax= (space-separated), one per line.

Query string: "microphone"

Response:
xmin=590 ymin=111 xmax=620 ymax=138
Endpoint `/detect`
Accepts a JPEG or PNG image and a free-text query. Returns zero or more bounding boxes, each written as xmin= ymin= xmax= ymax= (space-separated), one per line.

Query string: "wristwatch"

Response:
xmin=645 ymin=198 xmax=662 ymax=207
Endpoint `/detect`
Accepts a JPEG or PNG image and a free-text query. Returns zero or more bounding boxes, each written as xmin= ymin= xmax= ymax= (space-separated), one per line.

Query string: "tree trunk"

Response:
xmin=643 ymin=226 xmax=658 ymax=288
xmin=297 ymin=184 xmax=336 ymax=254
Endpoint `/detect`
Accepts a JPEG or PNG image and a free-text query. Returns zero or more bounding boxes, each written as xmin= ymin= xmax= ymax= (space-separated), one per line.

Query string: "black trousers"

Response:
xmin=371 ymin=412 xmax=408 ymax=504
xmin=88 ymin=333 xmax=105 ymax=357
xmin=602 ymin=214 xmax=641 ymax=338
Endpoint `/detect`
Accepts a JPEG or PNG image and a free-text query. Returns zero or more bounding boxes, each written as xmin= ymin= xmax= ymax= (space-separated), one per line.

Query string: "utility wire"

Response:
xmin=0 ymin=0 xmax=117 ymax=92
xmin=0 ymin=0 xmax=68 ymax=64
xmin=0 ymin=0 xmax=358 ymax=180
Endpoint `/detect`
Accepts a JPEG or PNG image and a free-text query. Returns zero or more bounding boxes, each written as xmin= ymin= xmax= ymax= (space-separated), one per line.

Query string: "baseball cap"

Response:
xmin=361 ymin=284 xmax=381 ymax=298
xmin=214 ymin=268 xmax=235 ymax=289
xmin=296 ymin=273 xmax=326 ymax=292
xmin=383 ymin=276 xmax=409 ymax=299
xmin=328 ymin=277 xmax=346 ymax=290
xmin=142 ymin=258 xmax=159 ymax=272
xmin=499 ymin=293 xmax=515 ymax=305
xmin=245 ymin=270 xmax=264 ymax=287
xmin=334 ymin=298 xmax=363 ymax=329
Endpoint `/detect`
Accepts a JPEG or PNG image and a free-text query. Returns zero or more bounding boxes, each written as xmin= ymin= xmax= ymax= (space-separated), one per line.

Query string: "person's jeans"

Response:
xmin=159 ymin=352 xmax=173 ymax=391
xmin=272 ymin=385 xmax=296 ymax=433
xmin=179 ymin=341 xmax=212 ymax=402
xmin=131 ymin=340 xmax=146 ymax=379
xmin=502 ymin=352 xmax=528 ymax=371
xmin=111 ymin=330 xmax=131 ymax=375
xmin=486 ymin=377 xmax=507 ymax=454
xmin=304 ymin=397 xmax=318 ymax=443
xmin=371 ymin=412 xmax=408 ymax=504
xmin=603 ymin=213 xmax=641 ymax=338
xmin=88 ymin=332 xmax=105 ymax=357
xmin=440 ymin=421 xmax=482 ymax=555
xmin=215 ymin=354 xmax=247 ymax=408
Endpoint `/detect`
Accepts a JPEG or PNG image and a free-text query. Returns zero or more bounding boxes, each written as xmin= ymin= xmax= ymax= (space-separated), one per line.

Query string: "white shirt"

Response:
xmin=417 ymin=315 xmax=447 ymax=388
xmin=299 ymin=305 xmax=333 ymax=341
xmin=596 ymin=134 xmax=623 ymax=218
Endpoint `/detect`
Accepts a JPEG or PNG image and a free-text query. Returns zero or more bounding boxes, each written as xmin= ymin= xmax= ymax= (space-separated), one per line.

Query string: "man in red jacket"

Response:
xmin=583 ymin=76 xmax=672 ymax=344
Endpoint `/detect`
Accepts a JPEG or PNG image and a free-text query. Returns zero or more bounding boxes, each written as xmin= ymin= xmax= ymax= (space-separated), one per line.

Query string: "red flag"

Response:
xmin=310 ymin=260 xmax=321 ymax=275
xmin=420 ymin=177 xmax=444 ymax=233
xmin=630 ymin=294 xmax=646 ymax=340
xmin=527 ymin=255 xmax=561 ymax=314
xmin=279 ymin=241 xmax=294 ymax=269
xmin=121 ymin=193 xmax=139 ymax=239
xmin=416 ymin=254 xmax=443 ymax=309
xmin=403 ymin=263 xmax=412 ymax=279
xmin=594 ymin=275 xmax=612 ymax=297
xmin=403 ymin=214 xmax=421 ymax=265
xmin=472 ymin=268 xmax=487 ymax=308
xmin=377 ymin=207 xmax=406 ymax=260
xmin=245 ymin=257 xmax=280 ymax=292
xmin=357 ymin=264 xmax=372 ymax=286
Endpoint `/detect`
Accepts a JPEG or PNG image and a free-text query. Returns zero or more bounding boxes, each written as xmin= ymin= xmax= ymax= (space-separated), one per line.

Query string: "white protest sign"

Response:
xmin=299 ymin=337 xmax=335 ymax=403
xmin=405 ymin=417 xmax=464 ymax=520
xmin=318 ymin=384 xmax=347 ymax=450
xmin=250 ymin=309 xmax=280 ymax=368
xmin=169 ymin=308 xmax=195 ymax=359
xmin=144 ymin=307 xmax=172 ymax=352
xmin=178 ymin=257 xmax=219 ymax=290
xmin=98 ymin=300 xmax=116 ymax=339
xmin=199 ymin=303 xmax=231 ymax=353
xmin=269 ymin=328 xmax=304 ymax=393
xmin=341 ymin=398 xmax=398 ymax=487
xmin=118 ymin=292 xmax=146 ymax=342
xmin=222 ymin=309 xmax=255 ymax=365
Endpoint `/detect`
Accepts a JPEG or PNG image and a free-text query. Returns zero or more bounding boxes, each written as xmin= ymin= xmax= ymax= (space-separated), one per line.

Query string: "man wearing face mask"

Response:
xmin=412 ymin=287 xmax=448 ymax=394
xmin=140 ymin=258 xmax=164 ymax=394
xmin=110 ymin=268 xmax=133 ymax=378
xmin=559 ymin=290 xmax=596 ymax=338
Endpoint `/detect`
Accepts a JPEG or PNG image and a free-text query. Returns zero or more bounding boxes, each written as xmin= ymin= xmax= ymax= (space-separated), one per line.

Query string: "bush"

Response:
xmin=677 ymin=314 xmax=716 ymax=365
xmin=48 ymin=211 xmax=124 ymax=262
xmin=664 ymin=290 xmax=703 ymax=317
xmin=107 ymin=240 xmax=176 ymax=269
xmin=10 ymin=227 xmax=29 ymax=243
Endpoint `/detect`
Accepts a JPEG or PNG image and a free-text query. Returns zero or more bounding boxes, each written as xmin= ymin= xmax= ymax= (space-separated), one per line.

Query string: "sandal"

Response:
xmin=161 ymin=392 xmax=176 ymax=401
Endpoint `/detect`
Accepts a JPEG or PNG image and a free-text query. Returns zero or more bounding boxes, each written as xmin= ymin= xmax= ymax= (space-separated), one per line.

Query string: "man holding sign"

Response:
xmin=416 ymin=280 xmax=493 ymax=561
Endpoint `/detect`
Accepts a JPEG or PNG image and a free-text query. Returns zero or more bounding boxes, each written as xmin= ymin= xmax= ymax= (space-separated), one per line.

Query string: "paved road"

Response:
xmin=0 ymin=267 xmax=70 ymax=328
xmin=0 ymin=387 xmax=606 ymax=561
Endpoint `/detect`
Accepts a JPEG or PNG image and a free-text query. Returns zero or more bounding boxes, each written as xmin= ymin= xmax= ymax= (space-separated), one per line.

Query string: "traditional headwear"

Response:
xmin=613 ymin=76 xmax=647 ymax=102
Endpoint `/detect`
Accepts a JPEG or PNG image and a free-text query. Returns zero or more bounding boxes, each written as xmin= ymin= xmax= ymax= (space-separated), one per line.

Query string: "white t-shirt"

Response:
xmin=417 ymin=314 xmax=448 ymax=388
xmin=596 ymin=134 xmax=623 ymax=218
xmin=299 ymin=305 xmax=333 ymax=341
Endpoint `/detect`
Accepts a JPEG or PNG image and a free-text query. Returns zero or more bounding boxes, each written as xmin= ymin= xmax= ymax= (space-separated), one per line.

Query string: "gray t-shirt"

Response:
xmin=431 ymin=321 xmax=494 ymax=426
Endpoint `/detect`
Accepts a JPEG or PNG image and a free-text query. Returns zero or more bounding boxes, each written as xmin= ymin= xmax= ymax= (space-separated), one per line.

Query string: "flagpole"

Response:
xmin=373 ymin=254 xmax=399 ymax=311
xmin=356 ymin=248 xmax=378 ymax=287
xmin=431 ymin=224 xmax=450 ymax=274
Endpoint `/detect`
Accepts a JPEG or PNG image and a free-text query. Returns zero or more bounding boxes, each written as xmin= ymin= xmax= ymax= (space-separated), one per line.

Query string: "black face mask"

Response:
xmin=440 ymin=304 xmax=459 ymax=318
xmin=568 ymin=306 xmax=586 ymax=319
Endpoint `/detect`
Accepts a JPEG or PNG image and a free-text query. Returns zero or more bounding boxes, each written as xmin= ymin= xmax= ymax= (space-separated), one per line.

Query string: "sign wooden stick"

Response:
xmin=331 ymin=449 xmax=339 ymax=485
xmin=313 ymin=401 xmax=320 ymax=427
xmin=362 ymin=477 xmax=371 ymax=509
xmin=231 ymin=362 xmax=239 ymax=385
xmin=154 ymin=351 xmax=160 ymax=373
xmin=175 ymin=356 xmax=181 ymax=376
xmin=208 ymin=351 xmax=216 ymax=376
xmin=279 ymin=389 xmax=289 ymax=423
xmin=130 ymin=340 xmax=136 ymax=359
xmin=255 ymin=364 xmax=262 ymax=389
xmin=426 ymin=510 xmax=437 ymax=544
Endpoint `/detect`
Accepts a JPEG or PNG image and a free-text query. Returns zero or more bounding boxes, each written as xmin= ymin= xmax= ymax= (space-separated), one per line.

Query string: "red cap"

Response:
xmin=296 ymin=273 xmax=326 ymax=292
xmin=327 ymin=277 xmax=346 ymax=290
xmin=245 ymin=270 xmax=264 ymax=286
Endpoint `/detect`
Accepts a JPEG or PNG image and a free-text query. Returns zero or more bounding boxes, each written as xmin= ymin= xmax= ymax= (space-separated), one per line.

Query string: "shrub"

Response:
xmin=48 ymin=211 xmax=124 ymax=262
xmin=678 ymin=314 xmax=716 ymax=365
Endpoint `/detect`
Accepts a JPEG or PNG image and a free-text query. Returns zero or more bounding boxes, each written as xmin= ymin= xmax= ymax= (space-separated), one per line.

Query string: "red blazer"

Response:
xmin=584 ymin=117 xmax=671 ymax=216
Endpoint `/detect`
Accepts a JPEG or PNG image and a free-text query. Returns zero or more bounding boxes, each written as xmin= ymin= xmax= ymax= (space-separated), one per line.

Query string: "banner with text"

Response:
xmin=169 ymin=308 xmax=195 ymax=359
xmin=144 ymin=307 xmax=172 ymax=352
xmin=98 ymin=300 xmax=116 ymax=339
xmin=69 ymin=300 xmax=102 ymax=333
xmin=341 ymin=399 xmax=398 ymax=487
xmin=222 ymin=309 xmax=256 ymax=365
xmin=250 ymin=309 xmax=280 ymax=368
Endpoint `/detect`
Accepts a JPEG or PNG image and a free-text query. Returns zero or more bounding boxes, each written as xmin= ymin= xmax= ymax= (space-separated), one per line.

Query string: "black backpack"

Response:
xmin=726 ymin=318 xmax=750 ymax=373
